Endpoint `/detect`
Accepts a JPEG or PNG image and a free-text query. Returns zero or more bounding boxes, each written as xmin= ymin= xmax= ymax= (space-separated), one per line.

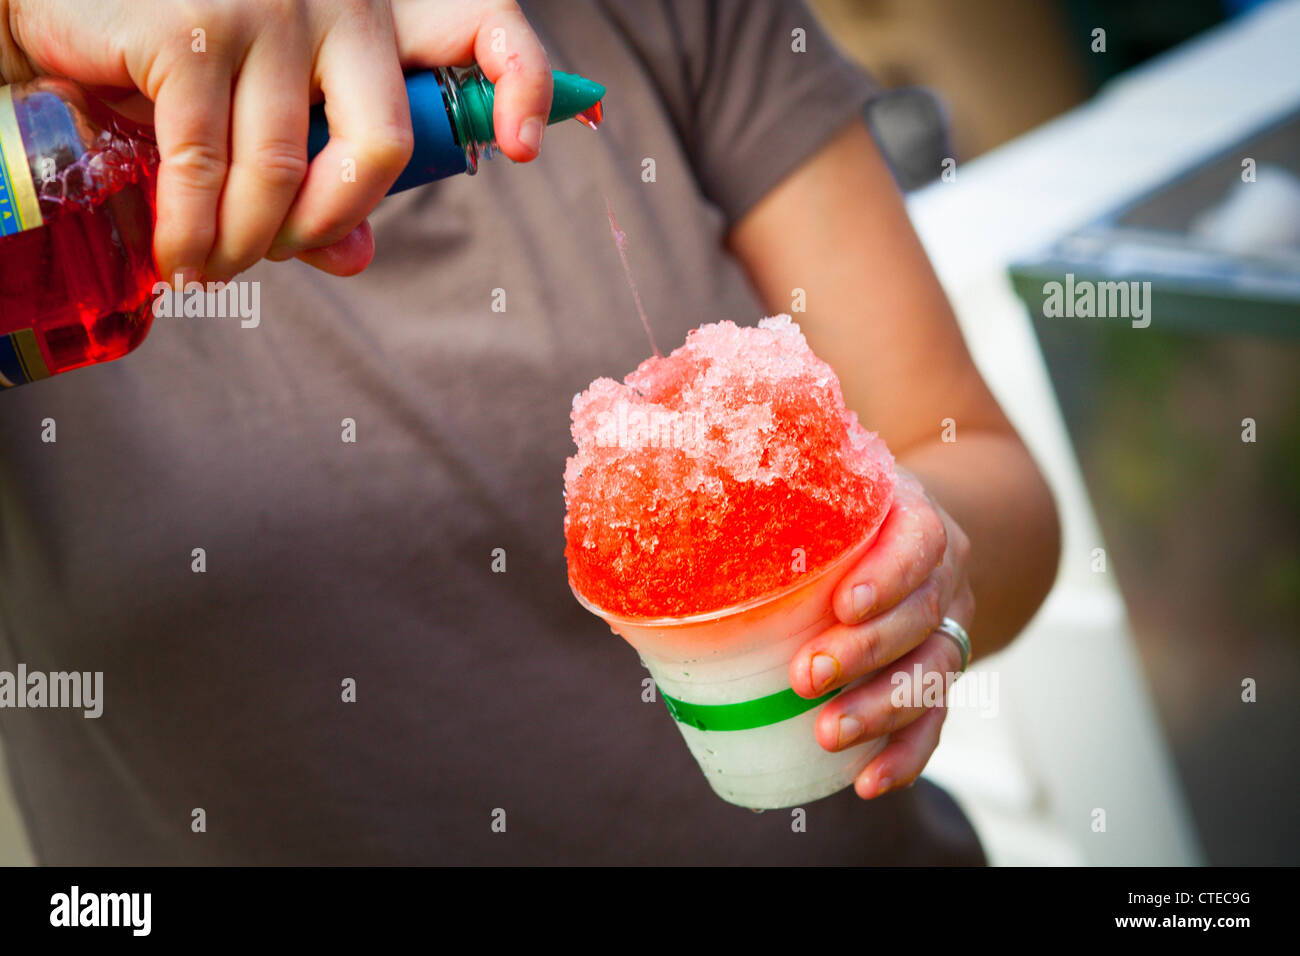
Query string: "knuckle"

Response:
xmin=879 ymin=699 xmax=908 ymax=733
xmin=940 ymin=560 xmax=957 ymax=594
xmin=326 ymin=0 xmax=372 ymax=26
xmin=891 ymin=545 xmax=915 ymax=586
xmin=930 ymin=564 xmax=956 ymax=609
xmin=248 ymin=141 xmax=309 ymax=191
xmin=960 ymin=585 xmax=976 ymax=627
xmin=519 ymin=49 xmax=555 ymax=83
xmin=172 ymin=1 xmax=236 ymax=43
xmin=294 ymin=200 xmax=366 ymax=249
xmin=258 ymin=0 xmax=306 ymax=25
xmin=296 ymin=210 xmax=351 ymax=248
xmin=849 ymin=624 xmax=883 ymax=675
xmin=952 ymin=527 xmax=971 ymax=567
xmin=928 ymin=512 xmax=949 ymax=562
xmin=166 ymin=141 xmax=228 ymax=189
xmin=920 ymin=579 xmax=944 ymax=629
xmin=359 ymin=124 xmax=415 ymax=178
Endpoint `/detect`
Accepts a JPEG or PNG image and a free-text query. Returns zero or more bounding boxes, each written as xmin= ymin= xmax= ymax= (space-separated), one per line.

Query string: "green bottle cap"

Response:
xmin=459 ymin=70 xmax=606 ymax=146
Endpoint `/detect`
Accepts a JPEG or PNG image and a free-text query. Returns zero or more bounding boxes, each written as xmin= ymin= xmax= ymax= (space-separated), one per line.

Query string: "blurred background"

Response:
xmin=810 ymin=0 xmax=1299 ymax=864
xmin=818 ymin=0 xmax=1242 ymax=159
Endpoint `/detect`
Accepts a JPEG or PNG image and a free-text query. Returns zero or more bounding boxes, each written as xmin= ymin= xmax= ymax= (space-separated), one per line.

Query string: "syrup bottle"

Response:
xmin=0 ymin=67 xmax=604 ymax=388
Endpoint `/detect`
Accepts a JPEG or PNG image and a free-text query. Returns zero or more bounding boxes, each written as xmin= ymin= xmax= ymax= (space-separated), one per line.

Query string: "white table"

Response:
xmin=916 ymin=0 xmax=1300 ymax=865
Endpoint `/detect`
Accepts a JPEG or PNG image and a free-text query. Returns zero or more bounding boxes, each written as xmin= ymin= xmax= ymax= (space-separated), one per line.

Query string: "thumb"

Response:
xmin=391 ymin=0 xmax=553 ymax=162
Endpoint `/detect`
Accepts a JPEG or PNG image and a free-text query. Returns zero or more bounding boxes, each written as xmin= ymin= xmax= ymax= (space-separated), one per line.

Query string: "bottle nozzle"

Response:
xmin=459 ymin=69 xmax=606 ymax=147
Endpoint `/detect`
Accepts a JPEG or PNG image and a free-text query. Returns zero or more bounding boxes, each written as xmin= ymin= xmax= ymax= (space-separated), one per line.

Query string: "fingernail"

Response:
xmin=810 ymin=654 xmax=840 ymax=694
xmin=852 ymin=583 xmax=875 ymax=620
xmin=518 ymin=115 xmax=545 ymax=154
xmin=837 ymin=715 xmax=863 ymax=748
xmin=875 ymin=775 xmax=893 ymax=797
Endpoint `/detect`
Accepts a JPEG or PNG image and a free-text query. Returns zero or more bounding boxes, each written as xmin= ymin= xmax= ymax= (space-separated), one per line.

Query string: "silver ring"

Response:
xmin=936 ymin=617 xmax=971 ymax=672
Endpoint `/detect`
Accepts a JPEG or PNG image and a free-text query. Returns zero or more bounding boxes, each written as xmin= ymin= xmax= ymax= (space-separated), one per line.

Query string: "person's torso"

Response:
xmin=0 ymin=0 xmax=983 ymax=864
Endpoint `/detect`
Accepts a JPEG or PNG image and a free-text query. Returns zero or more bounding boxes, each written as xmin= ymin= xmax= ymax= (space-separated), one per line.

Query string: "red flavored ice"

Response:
xmin=564 ymin=315 xmax=895 ymax=619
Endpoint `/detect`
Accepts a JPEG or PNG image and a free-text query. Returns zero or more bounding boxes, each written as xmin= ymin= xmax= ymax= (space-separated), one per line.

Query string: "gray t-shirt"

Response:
xmin=0 ymin=0 xmax=984 ymax=864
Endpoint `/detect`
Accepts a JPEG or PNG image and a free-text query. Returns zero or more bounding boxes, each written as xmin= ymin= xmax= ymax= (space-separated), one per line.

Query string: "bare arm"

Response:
xmin=727 ymin=118 xmax=1060 ymax=659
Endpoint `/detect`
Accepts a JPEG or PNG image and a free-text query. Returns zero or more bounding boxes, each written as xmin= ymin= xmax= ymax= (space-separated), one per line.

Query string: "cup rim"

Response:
xmin=569 ymin=515 xmax=886 ymax=628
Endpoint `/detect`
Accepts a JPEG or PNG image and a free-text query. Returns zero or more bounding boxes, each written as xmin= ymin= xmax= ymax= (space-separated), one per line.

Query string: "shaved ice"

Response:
xmin=564 ymin=315 xmax=895 ymax=619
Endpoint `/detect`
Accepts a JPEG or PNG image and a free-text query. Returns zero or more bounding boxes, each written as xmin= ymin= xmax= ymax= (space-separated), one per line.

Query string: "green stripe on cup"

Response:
xmin=660 ymin=685 xmax=842 ymax=732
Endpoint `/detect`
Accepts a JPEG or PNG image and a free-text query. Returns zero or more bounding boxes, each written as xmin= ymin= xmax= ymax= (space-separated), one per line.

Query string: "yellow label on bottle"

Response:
xmin=0 ymin=328 xmax=51 ymax=387
xmin=0 ymin=84 xmax=43 ymax=237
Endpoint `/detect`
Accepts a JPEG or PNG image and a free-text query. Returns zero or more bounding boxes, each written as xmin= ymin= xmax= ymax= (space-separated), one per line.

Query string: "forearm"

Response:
xmin=727 ymin=119 xmax=1061 ymax=656
xmin=898 ymin=429 xmax=1060 ymax=659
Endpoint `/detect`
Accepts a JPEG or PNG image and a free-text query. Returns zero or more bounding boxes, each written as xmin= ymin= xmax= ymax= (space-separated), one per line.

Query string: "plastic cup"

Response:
xmin=571 ymin=522 xmax=890 ymax=810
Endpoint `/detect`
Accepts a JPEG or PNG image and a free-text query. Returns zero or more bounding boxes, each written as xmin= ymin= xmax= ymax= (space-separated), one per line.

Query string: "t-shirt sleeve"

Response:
xmin=672 ymin=0 xmax=879 ymax=227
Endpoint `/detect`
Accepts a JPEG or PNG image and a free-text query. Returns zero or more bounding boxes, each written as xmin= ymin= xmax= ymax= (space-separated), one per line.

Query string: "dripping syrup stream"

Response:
xmin=605 ymin=197 xmax=663 ymax=358
xmin=574 ymin=100 xmax=604 ymax=131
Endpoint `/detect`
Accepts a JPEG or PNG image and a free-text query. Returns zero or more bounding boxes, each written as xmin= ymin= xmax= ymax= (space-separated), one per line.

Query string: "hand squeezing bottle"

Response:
xmin=0 ymin=67 xmax=604 ymax=388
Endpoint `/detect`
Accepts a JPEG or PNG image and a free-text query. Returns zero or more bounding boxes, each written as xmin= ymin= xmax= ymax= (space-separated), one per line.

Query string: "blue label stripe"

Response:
xmin=0 ymin=138 xmax=20 ymax=237
xmin=0 ymin=84 xmax=41 ymax=236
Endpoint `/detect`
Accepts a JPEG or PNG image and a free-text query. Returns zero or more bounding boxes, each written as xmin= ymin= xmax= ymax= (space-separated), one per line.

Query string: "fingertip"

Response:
xmin=494 ymin=89 xmax=550 ymax=162
xmin=153 ymin=224 xmax=216 ymax=290
xmin=855 ymin=762 xmax=890 ymax=800
xmin=514 ymin=113 xmax=545 ymax=159
xmin=834 ymin=568 xmax=877 ymax=624
xmin=154 ymin=226 xmax=215 ymax=292
xmin=160 ymin=264 xmax=200 ymax=292
xmin=814 ymin=707 xmax=842 ymax=752
xmin=853 ymin=773 xmax=875 ymax=800
xmin=293 ymin=220 xmax=376 ymax=276
xmin=789 ymin=633 xmax=843 ymax=698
